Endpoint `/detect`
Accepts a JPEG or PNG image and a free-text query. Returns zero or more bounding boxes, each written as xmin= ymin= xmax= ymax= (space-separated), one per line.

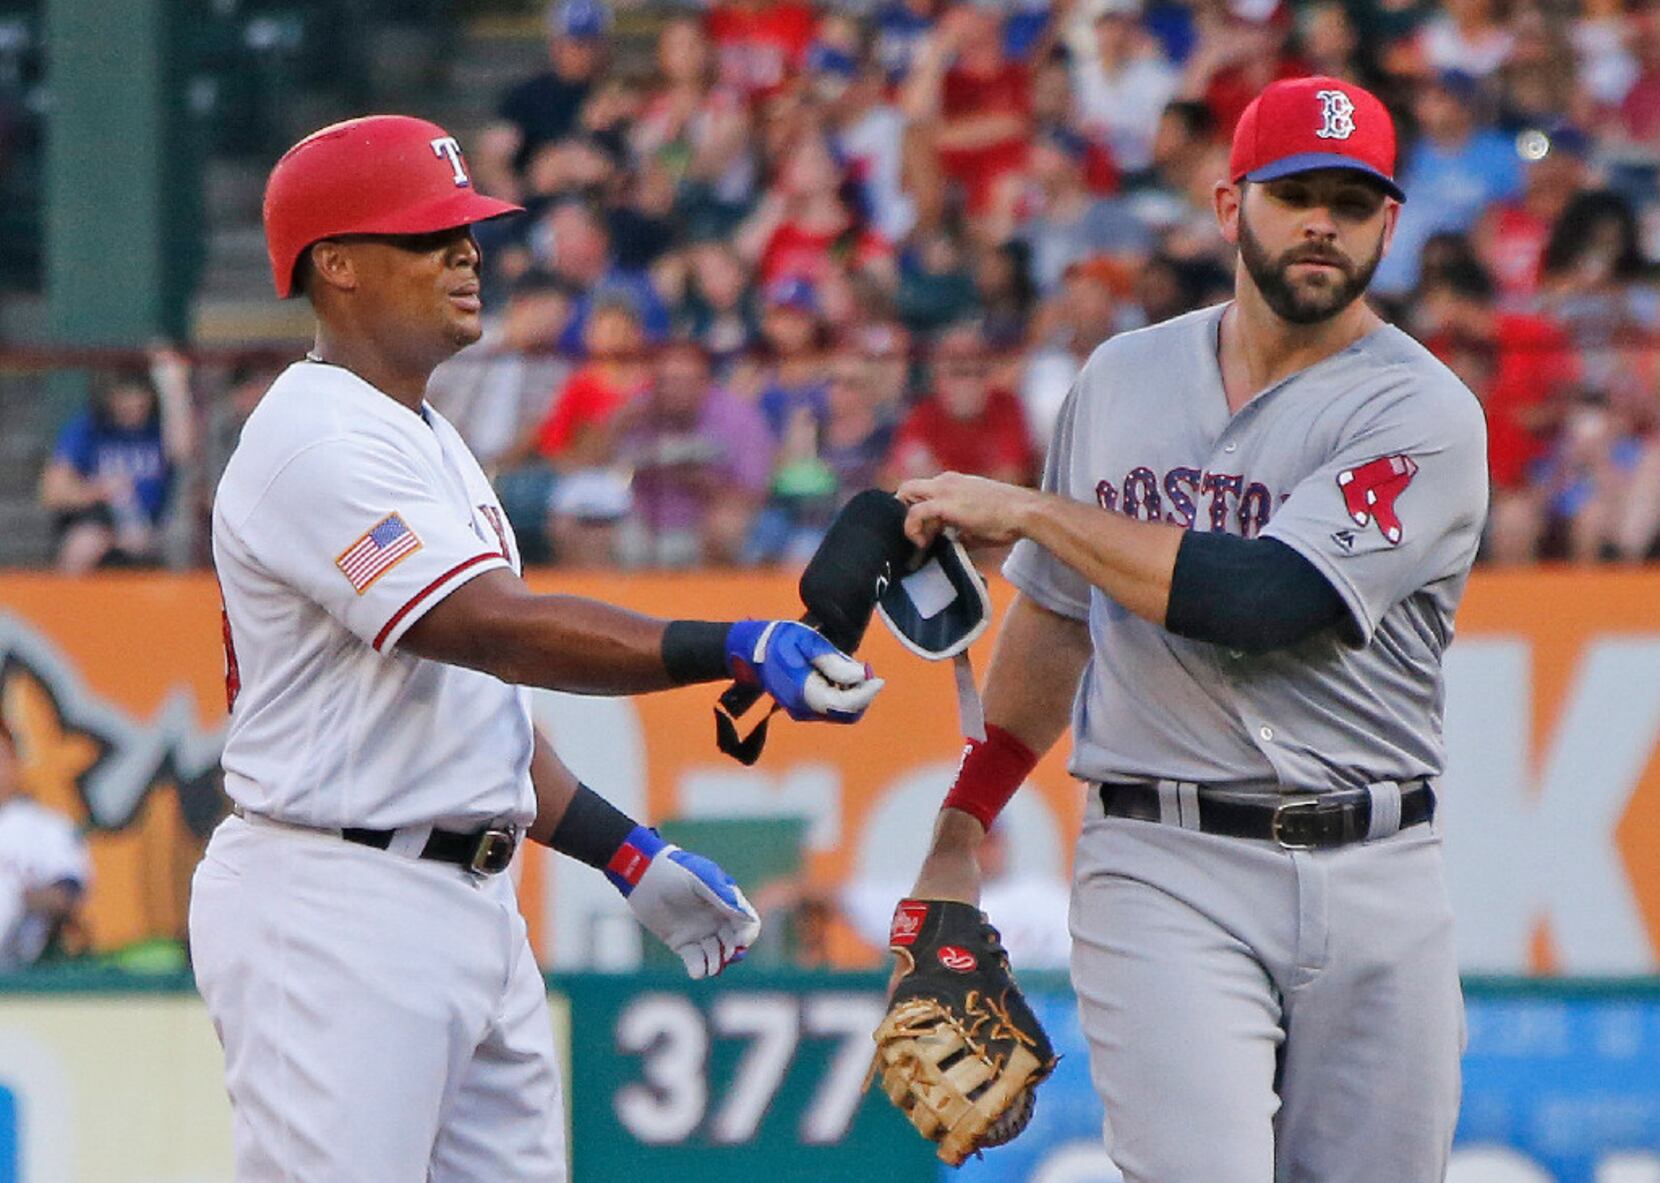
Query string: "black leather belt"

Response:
xmin=342 ymin=825 xmax=519 ymax=875
xmin=1096 ymin=779 xmax=1435 ymax=849
xmin=232 ymin=805 xmax=520 ymax=875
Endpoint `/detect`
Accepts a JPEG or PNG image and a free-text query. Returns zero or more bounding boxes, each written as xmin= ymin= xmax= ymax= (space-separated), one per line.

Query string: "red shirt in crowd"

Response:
xmin=938 ymin=63 xmax=1031 ymax=213
xmin=1205 ymin=56 xmax=1312 ymax=141
xmin=707 ymin=1 xmax=815 ymax=99
xmin=536 ymin=365 xmax=650 ymax=459
xmin=890 ymin=387 xmax=1036 ymax=483
xmin=759 ymin=221 xmax=893 ymax=287
xmin=1480 ymin=203 xmax=1552 ymax=309
xmin=1434 ymin=314 xmax=1578 ymax=491
xmin=1620 ymin=70 xmax=1660 ymax=143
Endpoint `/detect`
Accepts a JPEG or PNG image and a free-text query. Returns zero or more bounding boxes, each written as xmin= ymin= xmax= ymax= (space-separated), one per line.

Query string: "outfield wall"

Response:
xmin=0 ymin=971 xmax=1655 ymax=1183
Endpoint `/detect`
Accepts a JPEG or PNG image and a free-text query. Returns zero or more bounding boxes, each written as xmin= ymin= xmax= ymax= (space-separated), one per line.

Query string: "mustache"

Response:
xmin=1281 ymin=246 xmax=1353 ymax=272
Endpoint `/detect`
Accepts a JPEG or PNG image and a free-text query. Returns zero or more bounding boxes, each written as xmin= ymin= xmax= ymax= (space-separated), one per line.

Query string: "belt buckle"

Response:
xmin=469 ymin=827 xmax=518 ymax=875
xmin=1269 ymin=796 xmax=1323 ymax=850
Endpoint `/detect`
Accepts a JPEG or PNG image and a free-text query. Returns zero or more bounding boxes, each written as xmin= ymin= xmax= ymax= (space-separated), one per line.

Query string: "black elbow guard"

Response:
xmin=1165 ymin=533 xmax=1350 ymax=653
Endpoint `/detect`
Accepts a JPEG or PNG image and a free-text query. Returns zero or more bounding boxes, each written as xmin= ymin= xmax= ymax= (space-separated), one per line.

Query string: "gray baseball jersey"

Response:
xmin=1005 ymin=302 xmax=1489 ymax=791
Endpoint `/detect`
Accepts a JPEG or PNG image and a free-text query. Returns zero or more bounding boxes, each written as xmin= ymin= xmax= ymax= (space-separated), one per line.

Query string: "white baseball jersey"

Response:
xmin=0 ymin=797 xmax=90 ymax=970
xmin=1006 ymin=303 xmax=1489 ymax=790
xmin=213 ymin=360 xmax=535 ymax=832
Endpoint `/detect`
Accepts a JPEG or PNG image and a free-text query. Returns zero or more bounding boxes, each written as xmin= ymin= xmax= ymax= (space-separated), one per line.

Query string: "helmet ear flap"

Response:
xmin=289 ymin=245 xmax=318 ymax=300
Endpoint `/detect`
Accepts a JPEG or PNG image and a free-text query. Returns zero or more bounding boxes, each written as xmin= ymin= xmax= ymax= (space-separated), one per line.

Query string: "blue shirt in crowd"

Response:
xmin=556 ymin=267 xmax=672 ymax=357
xmin=1373 ymin=130 xmax=1524 ymax=295
xmin=758 ymin=379 xmax=831 ymax=440
xmin=52 ymin=411 xmax=172 ymax=523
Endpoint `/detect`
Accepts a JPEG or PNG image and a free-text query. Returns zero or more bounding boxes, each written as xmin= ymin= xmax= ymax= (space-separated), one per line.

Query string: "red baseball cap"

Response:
xmin=1229 ymin=76 xmax=1404 ymax=201
xmin=263 ymin=114 xmax=523 ymax=298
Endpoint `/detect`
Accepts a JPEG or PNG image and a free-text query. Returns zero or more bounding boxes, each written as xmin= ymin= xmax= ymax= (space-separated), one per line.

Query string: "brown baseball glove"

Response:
xmin=868 ymin=898 xmax=1058 ymax=1166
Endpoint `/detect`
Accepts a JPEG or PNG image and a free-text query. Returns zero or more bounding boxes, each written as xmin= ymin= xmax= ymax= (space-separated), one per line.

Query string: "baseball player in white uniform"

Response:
xmin=890 ymin=77 xmax=1487 ymax=1180
xmin=190 ymin=115 xmax=882 ymax=1182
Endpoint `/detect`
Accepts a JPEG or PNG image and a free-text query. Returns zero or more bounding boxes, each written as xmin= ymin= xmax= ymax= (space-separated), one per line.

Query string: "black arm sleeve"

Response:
xmin=1164 ymin=533 xmax=1352 ymax=653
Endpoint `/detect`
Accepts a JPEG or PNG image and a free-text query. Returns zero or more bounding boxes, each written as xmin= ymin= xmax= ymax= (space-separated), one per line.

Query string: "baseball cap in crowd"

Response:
xmin=550 ymin=0 xmax=610 ymax=41
xmin=1229 ymin=75 xmax=1405 ymax=201
xmin=765 ymin=276 xmax=820 ymax=316
xmin=806 ymin=42 xmax=859 ymax=81
xmin=807 ymin=41 xmax=859 ymax=100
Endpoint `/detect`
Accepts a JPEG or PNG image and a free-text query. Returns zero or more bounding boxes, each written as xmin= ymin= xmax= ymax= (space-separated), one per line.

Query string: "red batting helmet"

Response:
xmin=262 ymin=114 xmax=523 ymax=298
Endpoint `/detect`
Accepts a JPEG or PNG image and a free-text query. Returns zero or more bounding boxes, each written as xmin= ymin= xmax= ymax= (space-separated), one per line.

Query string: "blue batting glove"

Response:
xmin=725 ymin=620 xmax=884 ymax=723
xmin=608 ymin=825 xmax=762 ymax=979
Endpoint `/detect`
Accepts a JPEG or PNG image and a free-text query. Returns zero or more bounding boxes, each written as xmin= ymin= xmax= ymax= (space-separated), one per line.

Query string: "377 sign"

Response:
xmin=565 ymin=979 xmax=937 ymax=1182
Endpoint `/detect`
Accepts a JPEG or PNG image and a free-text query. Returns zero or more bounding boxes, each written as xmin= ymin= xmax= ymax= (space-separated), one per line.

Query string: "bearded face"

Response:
xmin=1236 ymin=179 xmax=1389 ymax=325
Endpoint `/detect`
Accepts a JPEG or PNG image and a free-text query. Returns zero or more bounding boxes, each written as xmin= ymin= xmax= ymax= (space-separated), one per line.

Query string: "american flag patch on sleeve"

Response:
xmin=335 ymin=513 xmax=423 ymax=593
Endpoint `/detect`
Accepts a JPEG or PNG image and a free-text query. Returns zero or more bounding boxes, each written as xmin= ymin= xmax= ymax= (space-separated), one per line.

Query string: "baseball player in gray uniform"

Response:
xmin=892 ymin=77 xmax=1487 ymax=1181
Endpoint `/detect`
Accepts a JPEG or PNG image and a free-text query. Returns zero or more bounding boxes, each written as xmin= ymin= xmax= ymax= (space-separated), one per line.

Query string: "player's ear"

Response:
xmin=305 ymin=240 xmax=360 ymax=296
xmin=1379 ymin=198 xmax=1401 ymax=257
xmin=1215 ymin=180 xmax=1242 ymax=246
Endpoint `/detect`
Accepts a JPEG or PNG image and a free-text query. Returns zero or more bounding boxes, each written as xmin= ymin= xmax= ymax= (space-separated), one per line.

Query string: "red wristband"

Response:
xmin=941 ymin=724 xmax=1039 ymax=830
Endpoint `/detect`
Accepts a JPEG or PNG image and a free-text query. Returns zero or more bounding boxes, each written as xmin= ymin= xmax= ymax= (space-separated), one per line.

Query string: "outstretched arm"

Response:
xmin=909 ymin=593 xmax=1091 ymax=905
xmin=404 ymin=568 xmax=682 ymax=694
xmin=402 ymin=569 xmax=882 ymax=720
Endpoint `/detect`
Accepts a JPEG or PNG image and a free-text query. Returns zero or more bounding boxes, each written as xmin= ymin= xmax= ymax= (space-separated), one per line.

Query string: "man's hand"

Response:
xmin=897 ymin=472 xmax=1039 ymax=549
xmin=613 ymin=826 xmax=762 ymax=979
xmin=726 ymin=620 xmax=884 ymax=722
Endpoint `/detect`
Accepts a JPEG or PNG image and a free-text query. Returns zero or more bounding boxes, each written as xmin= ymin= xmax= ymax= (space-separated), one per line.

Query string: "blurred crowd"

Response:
xmin=37 ymin=0 xmax=1660 ymax=571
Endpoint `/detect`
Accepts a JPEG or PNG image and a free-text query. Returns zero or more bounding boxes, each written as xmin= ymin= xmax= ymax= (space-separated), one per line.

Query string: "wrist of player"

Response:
xmin=660 ymin=619 xmax=826 ymax=687
xmin=909 ymin=845 xmax=984 ymax=907
xmin=1008 ymin=486 xmax=1047 ymax=540
xmin=658 ymin=617 xmax=809 ymax=688
xmin=538 ymin=784 xmax=680 ymax=901
xmin=545 ymin=782 xmax=642 ymax=878
xmin=940 ymin=723 xmax=1039 ymax=831
xmin=660 ymin=619 xmax=739 ymax=685
xmin=549 ymin=785 xmax=761 ymax=978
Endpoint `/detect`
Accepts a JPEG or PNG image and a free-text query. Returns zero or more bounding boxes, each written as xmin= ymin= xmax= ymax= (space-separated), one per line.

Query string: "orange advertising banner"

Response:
xmin=0 ymin=569 xmax=1657 ymax=974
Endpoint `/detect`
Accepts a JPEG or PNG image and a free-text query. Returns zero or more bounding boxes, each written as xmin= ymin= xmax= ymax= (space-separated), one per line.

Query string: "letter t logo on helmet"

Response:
xmin=262 ymin=115 xmax=523 ymax=298
xmin=429 ymin=136 xmax=471 ymax=187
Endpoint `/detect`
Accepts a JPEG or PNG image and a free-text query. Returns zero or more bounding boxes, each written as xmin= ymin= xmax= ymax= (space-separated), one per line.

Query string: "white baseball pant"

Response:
xmin=189 ymin=814 xmax=566 ymax=1182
